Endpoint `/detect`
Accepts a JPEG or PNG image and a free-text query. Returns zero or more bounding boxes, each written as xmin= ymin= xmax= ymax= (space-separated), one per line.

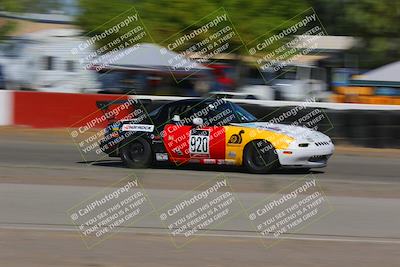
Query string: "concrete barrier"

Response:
xmin=13 ymin=91 xmax=131 ymax=128
xmin=0 ymin=91 xmax=12 ymax=126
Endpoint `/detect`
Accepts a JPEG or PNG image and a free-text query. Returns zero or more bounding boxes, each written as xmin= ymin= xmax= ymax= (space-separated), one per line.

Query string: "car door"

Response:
xmin=162 ymin=101 xmax=226 ymax=165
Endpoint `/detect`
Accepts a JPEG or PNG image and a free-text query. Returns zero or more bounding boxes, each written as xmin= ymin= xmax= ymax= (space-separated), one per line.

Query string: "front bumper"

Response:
xmin=277 ymin=140 xmax=334 ymax=168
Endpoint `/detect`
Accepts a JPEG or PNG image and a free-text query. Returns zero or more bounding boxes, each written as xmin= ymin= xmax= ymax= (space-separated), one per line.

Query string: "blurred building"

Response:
xmin=0 ymin=12 xmax=101 ymax=93
xmin=0 ymin=11 xmax=211 ymax=96
xmin=332 ymin=61 xmax=400 ymax=105
xmin=202 ymin=35 xmax=358 ymax=102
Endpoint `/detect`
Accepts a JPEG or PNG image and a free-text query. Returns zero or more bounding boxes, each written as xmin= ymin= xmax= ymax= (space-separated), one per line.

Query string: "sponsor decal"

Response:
xmin=155 ymin=153 xmax=168 ymax=161
xmin=227 ymin=130 xmax=244 ymax=145
xmin=217 ymin=159 xmax=225 ymax=165
xmin=216 ymin=159 xmax=235 ymax=165
xmin=227 ymin=151 xmax=236 ymax=158
xmin=122 ymin=124 xmax=154 ymax=132
xmin=203 ymin=159 xmax=217 ymax=164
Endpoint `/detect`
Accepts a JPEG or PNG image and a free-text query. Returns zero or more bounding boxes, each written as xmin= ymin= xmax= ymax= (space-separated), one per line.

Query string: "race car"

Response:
xmin=99 ymin=98 xmax=334 ymax=173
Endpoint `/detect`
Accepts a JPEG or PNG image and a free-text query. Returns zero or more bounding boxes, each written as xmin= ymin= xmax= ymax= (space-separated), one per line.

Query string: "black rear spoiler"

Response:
xmin=96 ymin=99 xmax=152 ymax=122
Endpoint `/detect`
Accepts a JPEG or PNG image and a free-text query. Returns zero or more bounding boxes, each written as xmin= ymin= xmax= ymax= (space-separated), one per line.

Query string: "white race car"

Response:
xmin=100 ymin=98 xmax=334 ymax=173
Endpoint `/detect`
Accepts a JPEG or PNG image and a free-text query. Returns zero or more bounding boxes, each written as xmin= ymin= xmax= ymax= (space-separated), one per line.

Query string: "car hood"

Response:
xmin=230 ymin=122 xmax=328 ymax=142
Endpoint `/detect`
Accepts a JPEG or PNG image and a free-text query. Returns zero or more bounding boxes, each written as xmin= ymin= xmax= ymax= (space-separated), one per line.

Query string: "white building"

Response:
xmin=0 ymin=28 xmax=100 ymax=93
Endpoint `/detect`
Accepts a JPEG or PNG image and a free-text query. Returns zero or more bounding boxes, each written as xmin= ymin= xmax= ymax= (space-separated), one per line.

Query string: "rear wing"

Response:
xmin=96 ymin=99 xmax=152 ymax=122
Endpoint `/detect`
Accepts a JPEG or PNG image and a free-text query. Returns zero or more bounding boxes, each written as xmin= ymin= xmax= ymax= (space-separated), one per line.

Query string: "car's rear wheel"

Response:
xmin=120 ymin=137 xmax=152 ymax=168
xmin=243 ymin=140 xmax=279 ymax=173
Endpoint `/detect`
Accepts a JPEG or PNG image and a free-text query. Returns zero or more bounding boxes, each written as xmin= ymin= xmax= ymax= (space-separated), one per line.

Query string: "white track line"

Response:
xmin=1 ymin=224 xmax=400 ymax=245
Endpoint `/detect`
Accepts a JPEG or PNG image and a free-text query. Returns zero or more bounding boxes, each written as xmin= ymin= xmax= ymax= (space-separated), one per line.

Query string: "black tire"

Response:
xmin=120 ymin=137 xmax=152 ymax=168
xmin=243 ymin=140 xmax=279 ymax=174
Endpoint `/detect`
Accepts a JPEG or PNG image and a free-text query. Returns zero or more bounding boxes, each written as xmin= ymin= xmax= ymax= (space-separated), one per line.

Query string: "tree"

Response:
xmin=76 ymin=0 xmax=309 ymax=53
xmin=344 ymin=0 xmax=400 ymax=68
xmin=310 ymin=0 xmax=400 ymax=68
xmin=0 ymin=0 xmax=62 ymax=13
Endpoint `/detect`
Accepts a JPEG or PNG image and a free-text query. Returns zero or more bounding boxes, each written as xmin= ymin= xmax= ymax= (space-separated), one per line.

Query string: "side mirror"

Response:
xmin=192 ymin=117 xmax=203 ymax=126
xmin=172 ymin=115 xmax=181 ymax=122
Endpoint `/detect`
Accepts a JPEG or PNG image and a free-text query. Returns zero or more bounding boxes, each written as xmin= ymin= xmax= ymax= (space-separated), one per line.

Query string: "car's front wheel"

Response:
xmin=120 ymin=137 xmax=152 ymax=168
xmin=243 ymin=140 xmax=279 ymax=173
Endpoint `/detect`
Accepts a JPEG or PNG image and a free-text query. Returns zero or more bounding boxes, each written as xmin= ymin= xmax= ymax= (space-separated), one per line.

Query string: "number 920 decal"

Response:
xmin=189 ymin=129 xmax=210 ymax=156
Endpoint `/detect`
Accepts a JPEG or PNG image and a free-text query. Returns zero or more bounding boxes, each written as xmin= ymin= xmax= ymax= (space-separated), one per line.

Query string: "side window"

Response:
xmin=66 ymin=60 xmax=75 ymax=72
xmin=168 ymin=104 xmax=192 ymax=124
xmin=297 ymin=66 xmax=309 ymax=80
xmin=180 ymin=104 xmax=209 ymax=124
xmin=43 ymin=56 xmax=54 ymax=70
xmin=168 ymin=103 xmax=209 ymax=125
xmin=311 ymin=68 xmax=325 ymax=81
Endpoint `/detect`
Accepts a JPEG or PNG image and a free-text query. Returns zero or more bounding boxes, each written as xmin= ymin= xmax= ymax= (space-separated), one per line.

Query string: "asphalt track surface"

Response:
xmin=0 ymin=128 xmax=399 ymax=267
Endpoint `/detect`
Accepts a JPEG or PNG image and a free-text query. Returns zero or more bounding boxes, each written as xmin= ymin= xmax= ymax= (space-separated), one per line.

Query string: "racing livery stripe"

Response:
xmin=224 ymin=125 xmax=294 ymax=165
xmin=162 ymin=124 xmax=293 ymax=166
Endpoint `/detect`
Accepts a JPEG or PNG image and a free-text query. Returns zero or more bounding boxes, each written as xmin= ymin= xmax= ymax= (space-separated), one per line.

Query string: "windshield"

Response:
xmin=229 ymin=102 xmax=257 ymax=122
xmin=205 ymin=101 xmax=257 ymax=125
xmin=147 ymin=100 xmax=257 ymax=126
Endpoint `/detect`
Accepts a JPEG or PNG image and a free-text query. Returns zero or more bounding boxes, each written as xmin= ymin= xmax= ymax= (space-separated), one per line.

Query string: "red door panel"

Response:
xmin=163 ymin=124 xmax=191 ymax=163
xmin=163 ymin=124 xmax=226 ymax=164
xmin=207 ymin=126 xmax=226 ymax=160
